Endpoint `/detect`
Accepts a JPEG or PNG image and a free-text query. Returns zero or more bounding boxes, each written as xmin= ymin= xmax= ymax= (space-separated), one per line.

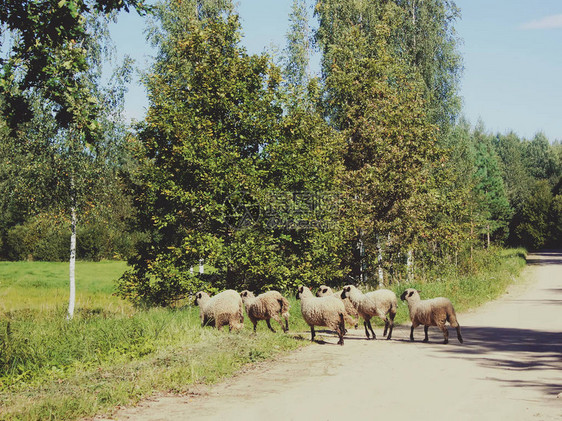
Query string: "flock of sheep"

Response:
xmin=194 ymin=285 xmax=463 ymax=345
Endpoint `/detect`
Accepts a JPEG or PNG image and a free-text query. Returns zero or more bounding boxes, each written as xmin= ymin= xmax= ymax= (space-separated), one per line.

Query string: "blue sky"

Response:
xmin=110 ymin=0 xmax=562 ymax=141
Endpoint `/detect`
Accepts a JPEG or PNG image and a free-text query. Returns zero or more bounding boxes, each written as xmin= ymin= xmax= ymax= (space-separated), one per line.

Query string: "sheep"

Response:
xmin=296 ymin=285 xmax=346 ymax=345
xmin=240 ymin=290 xmax=290 ymax=333
xmin=194 ymin=289 xmax=244 ymax=331
xmin=316 ymin=285 xmax=359 ymax=329
xmin=400 ymin=288 xmax=463 ymax=344
xmin=341 ymin=285 xmax=397 ymax=340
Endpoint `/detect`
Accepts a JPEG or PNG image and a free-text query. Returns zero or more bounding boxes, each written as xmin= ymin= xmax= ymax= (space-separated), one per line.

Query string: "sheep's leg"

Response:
xmin=386 ymin=311 xmax=396 ymax=340
xmin=438 ymin=324 xmax=449 ymax=344
xmin=367 ymin=320 xmax=377 ymax=339
xmin=273 ymin=314 xmax=286 ymax=332
xmin=310 ymin=325 xmax=316 ymax=342
xmin=336 ymin=328 xmax=345 ymax=345
xmin=456 ymin=326 xmax=463 ymax=343
xmin=345 ymin=313 xmax=357 ymax=329
xmin=336 ymin=313 xmax=345 ymax=345
xmin=423 ymin=325 xmax=429 ymax=342
xmin=363 ymin=318 xmax=376 ymax=339
xmin=378 ymin=314 xmax=390 ymax=339
xmin=283 ymin=316 xmax=289 ymax=332
xmin=266 ymin=319 xmax=277 ymax=333
xmin=410 ymin=325 xmax=415 ymax=341
xmin=363 ymin=320 xmax=371 ymax=339
xmin=252 ymin=321 xmax=258 ymax=333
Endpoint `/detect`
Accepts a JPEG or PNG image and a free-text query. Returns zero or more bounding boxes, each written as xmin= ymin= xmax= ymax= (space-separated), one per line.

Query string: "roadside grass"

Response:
xmin=0 ymin=248 xmax=526 ymax=420
xmin=389 ymin=247 xmax=528 ymax=325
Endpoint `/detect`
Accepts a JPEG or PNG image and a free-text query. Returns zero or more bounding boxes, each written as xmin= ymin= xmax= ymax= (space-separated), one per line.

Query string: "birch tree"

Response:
xmin=1 ymin=3 xmax=138 ymax=318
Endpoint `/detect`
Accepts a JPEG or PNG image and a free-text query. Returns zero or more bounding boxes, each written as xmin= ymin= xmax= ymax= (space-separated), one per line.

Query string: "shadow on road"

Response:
xmin=431 ymin=326 xmax=562 ymax=397
xmin=525 ymin=250 xmax=562 ymax=266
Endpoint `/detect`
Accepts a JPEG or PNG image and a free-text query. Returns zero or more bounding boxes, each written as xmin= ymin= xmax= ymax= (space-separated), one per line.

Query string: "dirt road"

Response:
xmin=105 ymin=251 xmax=562 ymax=421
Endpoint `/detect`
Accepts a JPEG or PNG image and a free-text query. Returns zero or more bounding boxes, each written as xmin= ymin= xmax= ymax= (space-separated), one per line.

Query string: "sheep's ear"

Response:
xmin=408 ymin=290 xmax=414 ymax=297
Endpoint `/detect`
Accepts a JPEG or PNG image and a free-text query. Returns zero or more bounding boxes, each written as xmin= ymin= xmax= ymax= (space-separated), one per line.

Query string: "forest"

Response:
xmin=1 ymin=0 xmax=561 ymax=307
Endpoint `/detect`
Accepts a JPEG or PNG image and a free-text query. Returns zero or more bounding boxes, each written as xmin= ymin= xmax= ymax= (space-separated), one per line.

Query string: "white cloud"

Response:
xmin=520 ymin=14 xmax=562 ymax=30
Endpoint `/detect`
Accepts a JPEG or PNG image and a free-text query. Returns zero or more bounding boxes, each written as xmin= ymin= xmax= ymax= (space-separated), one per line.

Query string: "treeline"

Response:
xmin=0 ymin=0 xmax=560 ymax=307
xmin=447 ymin=123 xmax=562 ymax=250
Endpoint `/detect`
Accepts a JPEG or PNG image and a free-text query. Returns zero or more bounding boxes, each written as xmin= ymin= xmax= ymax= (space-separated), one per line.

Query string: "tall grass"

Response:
xmin=0 ymin=307 xmax=307 ymax=420
xmin=0 ymin=249 xmax=526 ymax=420
xmin=387 ymin=247 xmax=528 ymax=324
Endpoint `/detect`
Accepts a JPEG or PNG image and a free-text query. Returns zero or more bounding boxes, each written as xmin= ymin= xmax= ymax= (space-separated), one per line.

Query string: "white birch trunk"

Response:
xmin=407 ymin=249 xmax=414 ymax=282
xmin=67 ymin=203 xmax=77 ymax=320
xmin=376 ymin=234 xmax=384 ymax=286
xmin=199 ymin=258 xmax=204 ymax=274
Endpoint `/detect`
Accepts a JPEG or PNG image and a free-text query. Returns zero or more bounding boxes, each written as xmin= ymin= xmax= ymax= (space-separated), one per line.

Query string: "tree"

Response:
xmin=118 ymin=0 xmax=285 ymax=305
xmin=283 ymin=0 xmax=312 ymax=91
xmin=511 ymin=180 xmax=553 ymax=250
xmin=472 ymin=127 xmax=512 ymax=246
xmin=548 ymin=193 xmax=562 ymax=247
xmin=0 ymin=0 xmax=148 ymax=134
xmin=493 ymin=132 xmax=534 ymax=215
xmin=316 ymin=1 xmax=445 ymax=283
xmin=0 ymin=8 xmax=137 ymax=318
xmin=314 ymin=0 xmax=462 ymax=132
xmin=395 ymin=0 xmax=463 ymax=130
xmin=117 ymin=0 xmax=350 ymax=306
xmin=525 ymin=132 xmax=560 ymax=184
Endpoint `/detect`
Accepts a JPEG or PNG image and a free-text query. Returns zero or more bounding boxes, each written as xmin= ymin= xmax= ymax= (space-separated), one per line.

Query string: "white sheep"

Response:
xmin=400 ymin=288 xmax=463 ymax=344
xmin=296 ymin=285 xmax=346 ymax=345
xmin=240 ymin=290 xmax=290 ymax=333
xmin=194 ymin=289 xmax=244 ymax=331
xmin=316 ymin=285 xmax=359 ymax=328
xmin=341 ymin=285 xmax=397 ymax=340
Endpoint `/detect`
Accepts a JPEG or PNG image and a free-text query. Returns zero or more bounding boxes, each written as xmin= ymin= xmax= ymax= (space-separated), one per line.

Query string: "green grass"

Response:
xmin=0 ymin=248 xmax=527 ymax=420
xmin=386 ymin=247 xmax=528 ymax=325
xmin=0 ymin=261 xmax=131 ymax=315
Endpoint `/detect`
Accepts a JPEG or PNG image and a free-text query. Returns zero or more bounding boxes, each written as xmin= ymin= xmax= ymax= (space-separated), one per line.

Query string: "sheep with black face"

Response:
xmin=296 ymin=285 xmax=346 ymax=345
xmin=240 ymin=290 xmax=290 ymax=333
xmin=341 ymin=285 xmax=397 ymax=340
xmin=316 ymin=285 xmax=359 ymax=329
xmin=400 ymin=288 xmax=463 ymax=344
xmin=194 ymin=290 xmax=244 ymax=331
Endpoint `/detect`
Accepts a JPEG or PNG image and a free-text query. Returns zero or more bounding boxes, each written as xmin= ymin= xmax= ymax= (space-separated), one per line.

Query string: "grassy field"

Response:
xmin=0 ymin=249 xmax=527 ymax=420
xmin=0 ymin=261 xmax=131 ymax=315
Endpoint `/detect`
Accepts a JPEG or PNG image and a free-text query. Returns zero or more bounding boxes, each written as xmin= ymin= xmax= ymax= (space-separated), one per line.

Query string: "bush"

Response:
xmin=2 ymin=213 xmax=142 ymax=262
xmin=5 ymin=215 xmax=69 ymax=261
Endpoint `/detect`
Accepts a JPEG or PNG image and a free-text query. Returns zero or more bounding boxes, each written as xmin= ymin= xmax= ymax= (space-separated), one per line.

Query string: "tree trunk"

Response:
xmin=67 ymin=201 xmax=77 ymax=320
xmin=470 ymin=219 xmax=474 ymax=264
xmin=407 ymin=249 xmax=414 ymax=282
xmin=376 ymin=234 xmax=384 ymax=286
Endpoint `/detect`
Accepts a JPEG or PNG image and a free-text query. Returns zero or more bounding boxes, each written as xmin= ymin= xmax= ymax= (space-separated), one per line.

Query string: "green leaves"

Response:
xmin=0 ymin=0 xmax=147 ymax=134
